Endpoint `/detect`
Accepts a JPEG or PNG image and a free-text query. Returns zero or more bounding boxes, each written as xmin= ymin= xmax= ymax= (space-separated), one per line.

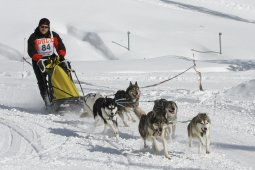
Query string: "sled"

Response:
xmin=39 ymin=57 xmax=85 ymax=113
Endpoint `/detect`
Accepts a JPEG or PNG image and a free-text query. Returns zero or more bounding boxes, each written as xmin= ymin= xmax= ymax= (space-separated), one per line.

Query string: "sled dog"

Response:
xmin=80 ymin=93 xmax=102 ymax=117
xmin=153 ymin=99 xmax=178 ymax=140
xmin=187 ymin=113 xmax=211 ymax=154
xmin=93 ymin=97 xmax=119 ymax=140
xmin=138 ymin=99 xmax=171 ymax=159
xmin=114 ymin=81 xmax=145 ymax=126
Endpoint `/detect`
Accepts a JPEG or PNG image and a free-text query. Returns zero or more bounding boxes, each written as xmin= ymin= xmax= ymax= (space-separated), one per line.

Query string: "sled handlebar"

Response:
xmin=37 ymin=59 xmax=48 ymax=73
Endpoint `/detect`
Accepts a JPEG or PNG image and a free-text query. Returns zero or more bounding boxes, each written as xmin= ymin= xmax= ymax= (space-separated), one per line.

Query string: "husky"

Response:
xmin=114 ymin=81 xmax=145 ymax=126
xmin=187 ymin=113 xmax=211 ymax=154
xmin=153 ymin=99 xmax=178 ymax=140
xmin=93 ymin=97 xmax=119 ymax=141
xmin=138 ymin=100 xmax=171 ymax=159
xmin=80 ymin=93 xmax=102 ymax=117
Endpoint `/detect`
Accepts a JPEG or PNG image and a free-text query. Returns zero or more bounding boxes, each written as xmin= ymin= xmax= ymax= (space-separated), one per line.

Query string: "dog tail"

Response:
xmin=134 ymin=107 xmax=146 ymax=119
xmin=187 ymin=123 xmax=191 ymax=137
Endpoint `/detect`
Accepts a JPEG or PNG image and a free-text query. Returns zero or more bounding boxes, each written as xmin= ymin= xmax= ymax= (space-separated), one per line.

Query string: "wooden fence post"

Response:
xmin=127 ymin=31 xmax=130 ymax=51
xmin=219 ymin=32 xmax=222 ymax=54
xmin=193 ymin=54 xmax=204 ymax=91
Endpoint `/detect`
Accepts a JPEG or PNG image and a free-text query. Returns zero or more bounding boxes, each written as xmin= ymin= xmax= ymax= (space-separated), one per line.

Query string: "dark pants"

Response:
xmin=32 ymin=61 xmax=48 ymax=99
xmin=32 ymin=59 xmax=70 ymax=100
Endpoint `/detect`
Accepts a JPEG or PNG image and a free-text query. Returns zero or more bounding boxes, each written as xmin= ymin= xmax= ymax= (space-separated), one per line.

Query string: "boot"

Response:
xmin=42 ymin=94 xmax=51 ymax=109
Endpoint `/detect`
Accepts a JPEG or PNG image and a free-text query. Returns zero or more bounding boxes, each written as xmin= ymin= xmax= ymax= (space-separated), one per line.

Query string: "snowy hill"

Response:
xmin=1 ymin=0 xmax=255 ymax=61
xmin=0 ymin=0 xmax=255 ymax=169
xmin=225 ymin=79 xmax=255 ymax=100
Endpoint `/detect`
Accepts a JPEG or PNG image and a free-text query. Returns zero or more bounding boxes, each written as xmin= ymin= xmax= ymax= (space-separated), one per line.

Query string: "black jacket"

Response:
xmin=27 ymin=27 xmax=66 ymax=62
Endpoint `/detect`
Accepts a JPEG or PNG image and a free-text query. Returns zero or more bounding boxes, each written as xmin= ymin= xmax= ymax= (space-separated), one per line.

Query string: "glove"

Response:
xmin=37 ymin=59 xmax=50 ymax=73
xmin=51 ymin=55 xmax=57 ymax=62
xmin=59 ymin=56 xmax=65 ymax=62
xmin=44 ymin=59 xmax=50 ymax=66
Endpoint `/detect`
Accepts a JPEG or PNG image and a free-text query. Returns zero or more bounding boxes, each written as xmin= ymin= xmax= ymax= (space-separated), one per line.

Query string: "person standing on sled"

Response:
xmin=27 ymin=18 xmax=67 ymax=107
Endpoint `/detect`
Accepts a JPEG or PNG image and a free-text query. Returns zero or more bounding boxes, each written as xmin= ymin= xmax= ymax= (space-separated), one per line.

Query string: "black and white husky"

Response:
xmin=188 ymin=113 xmax=211 ymax=154
xmin=115 ymin=81 xmax=145 ymax=126
xmin=138 ymin=99 xmax=171 ymax=159
xmin=153 ymin=99 xmax=178 ymax=140
xmin=93 ymin=97 xmax=119 ymax=140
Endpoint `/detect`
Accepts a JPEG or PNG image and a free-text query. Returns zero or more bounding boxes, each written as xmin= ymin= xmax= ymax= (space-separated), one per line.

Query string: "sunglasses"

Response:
xmin=40 ymin=25 xmax=49 ymax=29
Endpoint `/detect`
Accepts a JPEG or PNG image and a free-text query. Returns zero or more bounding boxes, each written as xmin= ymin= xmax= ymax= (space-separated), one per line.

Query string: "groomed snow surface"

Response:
xmin=0 ymin=0 xmax=255 ymax=169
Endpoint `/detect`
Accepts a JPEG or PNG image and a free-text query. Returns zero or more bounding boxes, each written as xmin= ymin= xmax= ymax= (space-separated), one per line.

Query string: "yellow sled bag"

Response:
xmin=50 ymin=64 xmax=80 ymax=101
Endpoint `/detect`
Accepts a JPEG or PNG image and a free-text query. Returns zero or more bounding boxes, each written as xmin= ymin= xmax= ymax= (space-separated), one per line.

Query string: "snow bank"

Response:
xmin=225 ymin=79 xmax=255 ymax=100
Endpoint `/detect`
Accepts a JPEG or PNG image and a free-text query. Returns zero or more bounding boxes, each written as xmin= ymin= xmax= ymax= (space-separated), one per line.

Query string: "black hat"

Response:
xmin=38 ymin=18 xmax=50 ymax=26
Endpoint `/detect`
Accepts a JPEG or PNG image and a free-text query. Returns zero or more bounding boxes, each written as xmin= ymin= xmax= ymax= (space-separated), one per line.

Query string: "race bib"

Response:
xmin=36 ymin=37 xmax=54 ymax=56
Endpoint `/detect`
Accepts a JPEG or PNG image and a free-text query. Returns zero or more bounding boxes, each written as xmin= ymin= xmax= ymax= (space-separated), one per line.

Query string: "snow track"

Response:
xmin=159 ymin=0 xmax=255 ymax=24
xmin=0 ymin=65 xmax=254 ymax=169
xmin=0 ymin=117 xmax=42 ymax=159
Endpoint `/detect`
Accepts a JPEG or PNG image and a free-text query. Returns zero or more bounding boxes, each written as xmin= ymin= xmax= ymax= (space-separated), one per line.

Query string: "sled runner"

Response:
xmin=38 ymin=56 xmax=85 ymax=113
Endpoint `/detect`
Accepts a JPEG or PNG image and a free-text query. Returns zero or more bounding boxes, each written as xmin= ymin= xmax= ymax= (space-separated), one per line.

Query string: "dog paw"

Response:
xmin=206 ymin=151 xmax=210 ymax=154
xmin=115 ymin=138 xmax=119 ymax=143
xmin=115 ymin=134 xmax=120 ymax=142
xmin=165 ymin=155 xmax=171 ymax=160
xmin=152 ymin=144 xmax=161 ymax=152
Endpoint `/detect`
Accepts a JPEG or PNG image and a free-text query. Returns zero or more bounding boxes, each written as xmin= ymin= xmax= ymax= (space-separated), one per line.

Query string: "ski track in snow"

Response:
xmin=138 ymin=0 xmax=255 ymax=24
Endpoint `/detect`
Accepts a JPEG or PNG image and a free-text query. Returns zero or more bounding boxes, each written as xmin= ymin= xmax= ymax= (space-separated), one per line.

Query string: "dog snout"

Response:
xmin=204 ymin=127 xmax=207 ymax=131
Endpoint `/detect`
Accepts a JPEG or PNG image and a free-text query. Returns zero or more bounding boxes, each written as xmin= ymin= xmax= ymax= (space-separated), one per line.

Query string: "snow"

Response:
xmin=225 ymin=79 xmax=255 ymax=100
xmin=0 ymin=0 xmax=255 ymax=169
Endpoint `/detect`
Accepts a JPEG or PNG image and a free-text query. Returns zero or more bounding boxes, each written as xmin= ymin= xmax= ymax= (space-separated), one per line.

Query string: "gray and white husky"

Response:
xmin=138 ymin=99 xmax=171 ymax=159
xmin=115 ymin=81 xmax=145 ymax=126
xmin=153 ymin=99 xmax=178 ymax=140
xmin=187 ymin=113 xmax=211 ymax=154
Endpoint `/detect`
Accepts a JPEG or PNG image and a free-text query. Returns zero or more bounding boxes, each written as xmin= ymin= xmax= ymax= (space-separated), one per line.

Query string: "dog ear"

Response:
xmin=174 ymin=102 xmax=178 ymax=112
xmin=135 ymin=81 xmax=138 ymax=86
xmin=160 ymin=99 xmax=167 ymax=108
xmin=113 ymin=99 xmax=117 ymax=105
xmin=129 ymin=81 xmax=133 ymax=86
xmin=201 ymin=113 xmax=207 ymax=118
xmin=197 ymin=113 xmax=202 ymax=117
xmin=154 ymin=99 xmax=159 ymax=105
xmin=203 ymin=113 xmax=211 ymax=123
